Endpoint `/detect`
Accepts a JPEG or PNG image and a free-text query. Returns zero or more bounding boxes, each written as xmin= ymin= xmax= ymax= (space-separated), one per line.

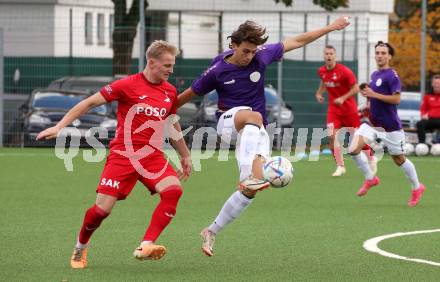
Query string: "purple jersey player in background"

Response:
xmin=348 ymin=41 xmax=425 ymax=207
xmin=178 ymin=17 xmax=351 ymax=256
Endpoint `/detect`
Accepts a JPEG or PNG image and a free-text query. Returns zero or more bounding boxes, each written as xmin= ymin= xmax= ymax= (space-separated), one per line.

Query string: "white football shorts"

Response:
xmin=354 ymin=123 xmax=405 ymax=155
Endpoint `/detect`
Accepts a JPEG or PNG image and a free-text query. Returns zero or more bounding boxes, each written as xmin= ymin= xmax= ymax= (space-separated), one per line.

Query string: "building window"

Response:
xmin=109 ymin=14 xmax=114 ymax=47
xmin=97 ymin=13 xmax=105 ymax=45
xmin=85 ymin=12 xmax=93 ymax=45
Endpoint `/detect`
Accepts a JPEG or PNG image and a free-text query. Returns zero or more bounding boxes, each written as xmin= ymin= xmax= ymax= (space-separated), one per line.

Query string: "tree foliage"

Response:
xmin=112 ymin=0 xmax=349 ymax=74
xmin=389 ymin=0 xmax=440 ymax=90
xmin=111 ymin=0 xmax=148 ymax=75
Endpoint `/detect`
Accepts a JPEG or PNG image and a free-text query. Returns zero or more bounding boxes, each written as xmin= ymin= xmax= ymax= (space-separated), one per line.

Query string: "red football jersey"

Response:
xmin=318 ymin=63 xmax=358 ymax=115
xmin=100 ymin=73 xmax=178 ymax=151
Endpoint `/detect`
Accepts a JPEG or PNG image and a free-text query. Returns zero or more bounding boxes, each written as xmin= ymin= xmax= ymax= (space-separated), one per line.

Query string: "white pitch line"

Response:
xmin=363 ymin=229 xmax=440 ymax=267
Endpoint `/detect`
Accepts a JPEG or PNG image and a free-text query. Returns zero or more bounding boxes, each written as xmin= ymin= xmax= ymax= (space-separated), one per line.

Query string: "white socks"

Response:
xmin=351 ymin=153 xmax=374 ymax=180
xmin=208 ymin=191 xmax=253 ymax=234
xmin=76 ymin=240 xmax=88 ymax=250
xmin=238 ymin=124 xmax=261 ymax=181
xmin=400 ymin=159 xmax=420 ymax=189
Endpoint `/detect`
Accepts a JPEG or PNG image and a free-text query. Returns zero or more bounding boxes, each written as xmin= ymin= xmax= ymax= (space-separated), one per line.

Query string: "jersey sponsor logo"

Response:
xmin=375 ymin=78 xmax=383 ymax=87
xmin=105 ymin=85 xmax=112 ymax=94
xmin=136 ymin=105 xmax=167 ymax=117
xmin=224 ymin=79 xmax=235 ymax=85
xmin=324 ymin=81 xmax=337 ymax=88
xmin=250 ymin=71 xmax=261 ymax=82
xmin=139 ymin=95 xmax=147 ymax=100
xmin=100 ymin=178 xmax=120 ymax=189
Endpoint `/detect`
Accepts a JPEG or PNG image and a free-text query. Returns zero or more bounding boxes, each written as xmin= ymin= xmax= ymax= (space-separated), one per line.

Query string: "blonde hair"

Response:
xmin=146 ymin=40 xmax=179 ymax=59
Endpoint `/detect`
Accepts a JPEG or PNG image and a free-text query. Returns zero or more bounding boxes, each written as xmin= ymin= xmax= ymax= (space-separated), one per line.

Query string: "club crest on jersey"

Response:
xmin=375 ymin=78 xmax=382 ymax=87
xmin=250 ymin=71 xmax=261 ymax=82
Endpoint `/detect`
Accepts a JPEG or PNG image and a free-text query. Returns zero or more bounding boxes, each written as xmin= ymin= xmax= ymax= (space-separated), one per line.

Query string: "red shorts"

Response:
xmin=96 ymin=151 xmax=178 ymax=200
xmin=327 ymin=111 xmax=360 ymax=130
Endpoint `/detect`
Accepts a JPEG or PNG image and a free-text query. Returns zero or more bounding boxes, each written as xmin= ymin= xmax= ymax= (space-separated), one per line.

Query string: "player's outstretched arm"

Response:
xmin=36 ymin=92 xmax=107 ymax=140
xmin=283 ymin=15 xmax=350 ymax=53
xmin=177 ymin=87 xmax=197 ymax=108
xmin=168 ymin=121 xmax=192 ymax=180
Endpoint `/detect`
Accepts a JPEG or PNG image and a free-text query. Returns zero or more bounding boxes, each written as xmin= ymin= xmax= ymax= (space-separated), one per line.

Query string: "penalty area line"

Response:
xmin=363 ymin=229 xmax=440 ymax=267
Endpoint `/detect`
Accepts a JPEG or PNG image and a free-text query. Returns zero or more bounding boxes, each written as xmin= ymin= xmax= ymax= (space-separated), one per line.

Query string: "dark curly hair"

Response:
xmin=375 ymin=41 xmax=395 ymax=56
xmin=228 ymin=20 xmax=268 ymax=48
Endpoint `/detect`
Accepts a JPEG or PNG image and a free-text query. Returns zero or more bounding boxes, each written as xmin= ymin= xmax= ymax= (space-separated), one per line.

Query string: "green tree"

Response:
xmin=112 ymin=0 xmax=349 ymax=75
xmin=112 ymin=0 xmax=147 ymax=75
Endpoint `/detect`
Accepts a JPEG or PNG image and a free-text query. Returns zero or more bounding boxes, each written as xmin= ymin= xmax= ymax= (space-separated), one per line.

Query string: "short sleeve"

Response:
xmin=99 ymin=78 xmax=127 ymax=102
xmin=343 ymin=66 xmax=357 ymax=86
xmin=389 ymin=70 xmax=402 ymax=94
xmin=258 ymin=42 xmax=284 ymax=66
xmin=191 ymin=65 xmax=217 ymax=96
xmin=169 ymin=92 xmax=178 ymax=115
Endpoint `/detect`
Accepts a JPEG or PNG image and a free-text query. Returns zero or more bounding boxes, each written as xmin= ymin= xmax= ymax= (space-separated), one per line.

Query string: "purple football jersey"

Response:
xmin=191 ymin=42 xmax=284 ymax=125
xmin=368 ymin=68 xmax=402 ymax=132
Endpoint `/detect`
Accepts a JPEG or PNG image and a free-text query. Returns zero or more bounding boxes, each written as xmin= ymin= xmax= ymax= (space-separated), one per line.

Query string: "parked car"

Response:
xmin=47 ymin=76 xmax=119 ymax=94
xmin=397 ymin=91 xmax=421 ymax=130
xmin=8 ymin=89 xmax=116 ymax=147
xmin=194 ymin=86 xmax=294 ymax=129
xmin=47 ymin=76 xmax=198 ymax=130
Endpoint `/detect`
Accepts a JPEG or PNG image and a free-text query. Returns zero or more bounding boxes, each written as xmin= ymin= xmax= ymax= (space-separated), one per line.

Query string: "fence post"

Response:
xmin=276 ymin=12 xmax=283 ymax=150
xmin=0 ymin=28 xmax=3 ymax=147
xmin=420 ymin=0 xmax=427 ymax=95
xmin=139 ymin=0 xmax=145 ymax=72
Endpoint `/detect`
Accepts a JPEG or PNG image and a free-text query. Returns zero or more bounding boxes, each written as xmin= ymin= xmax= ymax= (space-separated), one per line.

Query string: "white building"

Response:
xmin=0 ymin=0 xmax=394 ymax=83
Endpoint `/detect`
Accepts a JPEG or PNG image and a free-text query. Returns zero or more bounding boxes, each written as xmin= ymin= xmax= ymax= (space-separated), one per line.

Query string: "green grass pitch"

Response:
xmin=0 ymin=148 xmax=439 ymax=281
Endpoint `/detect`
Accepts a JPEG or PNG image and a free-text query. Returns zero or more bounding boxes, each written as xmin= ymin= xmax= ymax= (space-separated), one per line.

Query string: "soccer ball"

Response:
xmin=403 ymin=143 xmax=415 ymax=155
xmin=262 ymin=156 xmax=294 ymax=188
xmin=415 ymin=143 xmax=429 ymax=156
xmin=430 ymin=144 xmax=440 ymax=156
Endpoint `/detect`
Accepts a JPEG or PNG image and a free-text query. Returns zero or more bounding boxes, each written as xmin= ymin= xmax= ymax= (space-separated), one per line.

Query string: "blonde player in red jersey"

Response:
xmin=316 ymin=45 xmax=376 ymax=177
xmin=37 ymin=41 xmax=192 ymax=268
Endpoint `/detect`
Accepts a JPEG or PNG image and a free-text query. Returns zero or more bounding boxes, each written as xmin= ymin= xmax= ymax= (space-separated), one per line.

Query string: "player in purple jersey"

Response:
xmin=348 ymin=41 xmax=425 ymax=206
xmin=178 ymin=17 xmax=351 ymax=256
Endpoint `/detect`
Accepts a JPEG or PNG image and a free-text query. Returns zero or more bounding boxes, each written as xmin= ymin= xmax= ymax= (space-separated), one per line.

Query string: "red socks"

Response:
xmin=78 ymin=204 xmax=109 ymax=245
xmin=143 ymin=186 xmax=183 ymax=242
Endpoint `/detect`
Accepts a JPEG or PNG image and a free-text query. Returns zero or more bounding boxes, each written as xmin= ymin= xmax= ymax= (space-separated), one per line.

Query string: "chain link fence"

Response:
xmin=0 ymin=0 xmax=437 ymax=147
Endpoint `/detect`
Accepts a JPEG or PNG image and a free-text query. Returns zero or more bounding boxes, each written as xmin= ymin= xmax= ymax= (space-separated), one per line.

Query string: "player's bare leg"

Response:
xmin=329 ymin=128 xmax=346 ymax=177
xmin=71 ymin=193 xmax=115 ymax=268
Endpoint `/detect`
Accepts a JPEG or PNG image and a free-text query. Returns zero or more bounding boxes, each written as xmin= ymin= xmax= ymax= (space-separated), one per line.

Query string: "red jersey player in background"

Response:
xmin=315 ymin=45 xmax=376 ymax=177
xmin=37 ymin=40 xmax=192 ymax=268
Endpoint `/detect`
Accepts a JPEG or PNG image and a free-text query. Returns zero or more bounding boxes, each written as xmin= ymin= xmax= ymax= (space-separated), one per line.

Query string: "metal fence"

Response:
xmin=0 ymin=0 xmax=437 ymax=147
